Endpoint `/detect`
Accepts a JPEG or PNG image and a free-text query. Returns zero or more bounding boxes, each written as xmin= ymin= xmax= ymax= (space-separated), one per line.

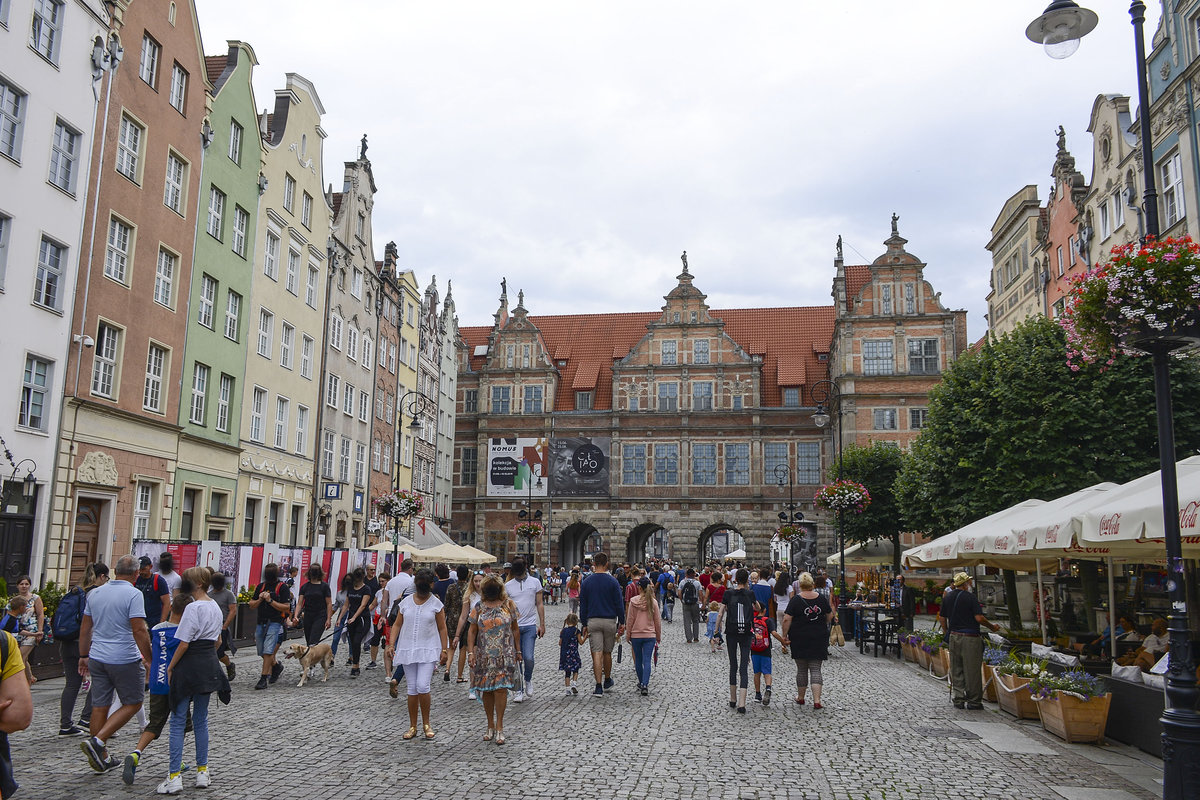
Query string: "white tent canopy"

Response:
xmin=723 ymin=548 xmax=747 ymax=560
xmin=827 ymin=539 xmax=895 ymax=567
xmin=409 ymin=542 xmax=495 ymax=565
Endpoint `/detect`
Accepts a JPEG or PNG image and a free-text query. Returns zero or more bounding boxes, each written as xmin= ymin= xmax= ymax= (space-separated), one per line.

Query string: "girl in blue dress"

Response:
xmin=559 ymin=613 xmax=584 ymax=695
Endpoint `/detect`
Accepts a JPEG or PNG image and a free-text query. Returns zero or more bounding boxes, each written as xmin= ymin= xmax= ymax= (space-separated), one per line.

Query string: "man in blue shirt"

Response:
xmin=578 ymin=552 xmax=625 ymax=697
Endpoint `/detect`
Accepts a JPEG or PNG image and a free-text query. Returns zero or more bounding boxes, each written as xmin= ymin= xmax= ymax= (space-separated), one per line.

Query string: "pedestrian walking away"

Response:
xmin=679 ymin=568 xmax=703 ymax=643
xmin=559 ymin=613 xmax=584 ymax=695
xmin=717 ymin=568 xmax=756 ymax=713
xmin=577 ymin=552 xmax=625 ymax=697
xmin=624 ymin=577 xmax=662 ymax=696
xmin=783 ymin=571 xmax=834 ymax=709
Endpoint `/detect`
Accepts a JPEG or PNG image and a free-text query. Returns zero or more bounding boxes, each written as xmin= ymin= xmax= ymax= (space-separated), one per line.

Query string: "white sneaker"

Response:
xmin=195 ymin=769 xmax=211 ymax=789
xmin=524 ymin=682 xmax=533 ymax=699
xmin=156 ymin=775 xmax=183 ymax=795
xmin=564 ymin=686 xmax=573 ymax=696
xmin=513 ymin=690 xmax=526 ymax=703
xmin=468 ymin=688 xmax=477 ymax=700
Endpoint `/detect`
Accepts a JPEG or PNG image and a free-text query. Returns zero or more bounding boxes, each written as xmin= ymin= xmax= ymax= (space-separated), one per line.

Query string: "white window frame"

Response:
xmin=154 ymin=248 xmax=175 ymax=307
xmin=48 ymin=119 xmax=79 ymax=193
xmin=168 ymin=63 xmax=187 ymax=113
xmin=326 ymin=374 xmax=339 ymax=408
xmin=206 ymin=186 xmax=225 ymax=240
xmin=91 ymin=323 xmax=119 ymax=398
xmin=216 ymin=374 xmax=233 ymax=433
xmin=873 ymin=408 xmax=898 ymax=430
xmin=280 ymin=323 xmax=294 ymax=369
xmin=197 ymin=274 xmax=216 ymax=328
xmin=301 ymin=192 xmax=312 ymax=228
xmin=232 ymin=207 xmax=248 ymax=256
xmin=224 ymin=291 xmax=241 ymax=341
xmin=862 ymin=339 xmax=894 ymax=376
xmin=138 ymin=33 xmax=160 ymax=86
xmin=30 ymin=0 xmax=64 ymax=63
xmin=116 ymin=114 xmax=143 ymax=182
xmin=19 ymin=354 xmax=51 ymax=430
xmin=351 ymin=267 xmax=363 ymax=299
xmin=0 ymin=79 xmax=25 ymax=161
xmin=661 ymin=340 xmax=677 ymax=365
xmin=1161 ymin=151 xmax=1186 ymax=227
xmin=249 ymin=387 xmax=266 ymax=442
xmin=34 ymin=236 xmax=64 ymax=309
xmin=359 ymin=390 xmax=369 ymax=423
xmin=295 ymin=405 xmax=308 ymax=454
xmin=305 ymin=265 xmax=319 ymax=307
xmin=104 ymin=217 xmax=132 ymax=283
xmin=342 ymin=383 xmax=354 ymax=416
xmin=329 ymin=313 xmax=343 ymax=350
xmin=300 ymin=335 xmax=314 ymax=379
xmin=263 ymin=232 xmax=279 ymax=280
xmin=257 ymin=309 xmax=273 ymax=358
xmin=283 ymin=173 xmax=296 ymax=212
xmin=228 ymin=119 xmax=243 ymax=164
xmin=164 ymin=152 xmax=185 ymax=213
xmin=285 ymin=248 xmax=298 ymax=294
xmin=189 ymin=362 xmax=209 ymax=425
xmin=274 ymin=396 xmax=289 ymax=450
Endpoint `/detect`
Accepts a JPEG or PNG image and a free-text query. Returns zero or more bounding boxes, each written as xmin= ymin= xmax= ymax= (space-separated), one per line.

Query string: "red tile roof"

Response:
xmin=205 ymin=56 xmax=227 ymax=87
xmin=461 ymin=305 xmax=834 ymax=410
xmin=845 ymin=265 xmax=871 ymax=304
xmin=331 ymin=192 xmax=344 ymax=220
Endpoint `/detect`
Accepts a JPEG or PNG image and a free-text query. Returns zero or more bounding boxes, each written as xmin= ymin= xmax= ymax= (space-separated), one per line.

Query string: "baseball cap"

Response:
xmin=138 ymin=555 xmax=153 ymax=567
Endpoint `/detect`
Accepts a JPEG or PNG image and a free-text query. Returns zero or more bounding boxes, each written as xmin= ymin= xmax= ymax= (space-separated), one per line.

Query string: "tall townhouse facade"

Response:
xmin=1 ymin=0 xmax=109 ymax=584
xmin=831 ymin=221 xmax=968 ymax=456
xmin=1148 ymin=6 xmax=1200 ymax=240
xmin=1080 ymin=94 xmax=1142 ymax=275
xmin=367 ymin=241 xmax=402 ymax=544
xmin=453 ymin=261 xmax=838 ymax=569
xmin=236 ymin=73 xmax=328 ymax=548
xmin=321 ymin=148 xmax=378 ymax=547
xmin=51 ymin=0 xmax=207 ymax=585
xmin=412 ymin=277 xmax=441 ymax=529
xmin=169 ymin=41 xmax=261 ymax=543
xmin=394 ymin=268 xmax=420 ymax=507
xmin=985 ymin=187 xmax=1044 ymax=337
xmin=1037 ymin=128 xmax=1087 ymax=320
xmin=434 ymin=284 xmax=459 ymax=530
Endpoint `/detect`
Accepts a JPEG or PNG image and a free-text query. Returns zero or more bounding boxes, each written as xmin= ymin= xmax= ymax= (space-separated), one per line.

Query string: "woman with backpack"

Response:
xmin=782 ymin=571 xmax=835 ymax=709
xmin=716 ymin=569 xmax=756 ymax=713
xmin=55 ymin=562 xmax=108 ymax=736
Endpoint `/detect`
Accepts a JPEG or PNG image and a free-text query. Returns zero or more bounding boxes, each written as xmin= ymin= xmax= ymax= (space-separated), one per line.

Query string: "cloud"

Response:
xmin=200 ymin=0 xmax=1154 ymax=341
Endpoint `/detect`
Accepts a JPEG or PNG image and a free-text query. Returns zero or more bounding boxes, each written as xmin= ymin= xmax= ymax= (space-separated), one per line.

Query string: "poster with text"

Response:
xmin=549 ymin=437 xmax=610 ymax=497
xmin=486 ymin=437 xmax=550 ymax=498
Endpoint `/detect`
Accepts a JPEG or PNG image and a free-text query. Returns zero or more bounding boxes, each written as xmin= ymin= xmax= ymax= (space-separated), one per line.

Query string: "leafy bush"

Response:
xmin=39 ymin=581 xmax=66 ymax=620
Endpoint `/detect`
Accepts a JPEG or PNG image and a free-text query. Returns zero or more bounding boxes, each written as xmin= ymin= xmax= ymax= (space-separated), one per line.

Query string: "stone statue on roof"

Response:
xmin=501 ymin=278 xmax=507 ymax=298
xmin=360 ymin=134 xmax=368 ymax=159
xmin=681 ymin=250 xmax=688 ymax=273
xmin=1056 ymin=124 xmax=1066 ymax=151
xmin=891 ymin=212 xmax=899 ymax=237
xmin=836 ymin=235 xmax=843 ymax=260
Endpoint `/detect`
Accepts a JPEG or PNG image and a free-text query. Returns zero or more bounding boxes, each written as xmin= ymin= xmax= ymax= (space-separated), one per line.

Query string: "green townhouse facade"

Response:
xmin=170 ymin=42 xmax=262 ymax=542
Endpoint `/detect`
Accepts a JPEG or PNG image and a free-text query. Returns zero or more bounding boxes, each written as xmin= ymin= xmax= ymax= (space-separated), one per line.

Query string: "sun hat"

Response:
xmin=952 ymin=572 xmax=971 ymax=587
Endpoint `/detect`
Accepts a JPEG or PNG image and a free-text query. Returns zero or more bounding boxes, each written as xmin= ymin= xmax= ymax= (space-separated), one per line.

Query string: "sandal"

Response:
xmin=483 ymin=728 xmax=495 ymax=741
xmin=402 ymin=727 xmax=417 ymax=740
xmin=456 ymin=678 xmax=467 ymax=683
xmin=795 ymin=696 xmax=805 ymax=705
xmin=424 ymin=724 xmax=435 ymax=740
xmin=494 ymin=731 xmax=505 ymax=745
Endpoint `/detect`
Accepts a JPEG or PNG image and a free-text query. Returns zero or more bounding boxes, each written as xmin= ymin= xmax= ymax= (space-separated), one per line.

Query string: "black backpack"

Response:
xmin=680 ymin=580 xmax=698 ymax=606
xmin=727 ymin=590 xmax=755 ymax=636
xmin=52 ymin=586 xmax=86 ymax=641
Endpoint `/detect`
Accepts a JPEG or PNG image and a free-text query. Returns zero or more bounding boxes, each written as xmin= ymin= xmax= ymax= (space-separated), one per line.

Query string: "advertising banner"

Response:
xmin=486 ymin=437 xmax=549 ymax=498
xmin=549 ymin=436 xmax=611 ymax=497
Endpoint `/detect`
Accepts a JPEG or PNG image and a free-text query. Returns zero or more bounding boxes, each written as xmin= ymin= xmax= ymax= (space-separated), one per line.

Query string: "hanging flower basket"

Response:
xmin=776 ymin=524 xmax=809 ymax=545
xmin=374 ymin=489 xmax=423 ymax=520
xmin=1060 ymin=236 xmax=1200 ymax=369
xmin=814 ymin=480 xmax=872 ymax=514
xmin=513 ymin=521 xmax=545 ymax=539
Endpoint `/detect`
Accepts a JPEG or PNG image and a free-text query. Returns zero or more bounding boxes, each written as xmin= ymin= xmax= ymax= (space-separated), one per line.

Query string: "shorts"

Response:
xmin=89 ymin=658 xmax=146 ymax=708
xmin=144 ymin=693 xmax=170 ymax=738
xmin=216 ymin=628 xmax=235 ymax=659
xmin=255 ymin=622 xmax=284 ymax=656
xmin=587 ymin=617 xmax=618 ymax=653
xmin=751 ymin=653 xmax=772 ymax=675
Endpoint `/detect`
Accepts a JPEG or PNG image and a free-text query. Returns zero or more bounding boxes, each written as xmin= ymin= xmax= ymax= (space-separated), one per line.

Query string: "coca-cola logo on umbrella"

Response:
xmin=1181 ymin=500 xmax=1199 ymax=531
xmin=1098 ymin=513 xmax=1121 ymax=537
xmin=1045 ymin=524 xmax=1062 ymax=544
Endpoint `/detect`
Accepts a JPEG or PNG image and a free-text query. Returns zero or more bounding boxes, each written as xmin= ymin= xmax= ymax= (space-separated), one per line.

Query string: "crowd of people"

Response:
xmin=3 ymin=551 xmax=845 ymax=797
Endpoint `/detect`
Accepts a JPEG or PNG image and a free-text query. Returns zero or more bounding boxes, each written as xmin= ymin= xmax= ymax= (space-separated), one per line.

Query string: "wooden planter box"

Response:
xmin=1036 ymin=691 xmax=1112 ymax=744
xmin=916 ymin=647 xmax=931 ymax=670
xmin=996 ymin=673 xmax=1040 ymax=719
xmin=931 ymin=648 xmax=950 ymax=678
xmin=982 ymin=663 xmax=998 ymax=703
xmin=901 ymin=642 xmax=917 ymax=663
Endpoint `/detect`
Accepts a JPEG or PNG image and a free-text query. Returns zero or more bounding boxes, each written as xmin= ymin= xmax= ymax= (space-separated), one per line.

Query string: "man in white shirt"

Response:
xmin=504 ymin=557 xmax=544 ymax=702
xmin=155 ymin=553 xmax=182 ymax=598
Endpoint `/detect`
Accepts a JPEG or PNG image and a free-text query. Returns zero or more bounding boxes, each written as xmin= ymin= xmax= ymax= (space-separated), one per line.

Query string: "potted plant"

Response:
xmin=1029 ymin=669 xmax=1112 ymax=744
xmin=994 ymin=652 xmax=1046 ymax=720
xmin=916 ymin=630 xmax=943 ymax=672
xmin=982 ymin=645 xmax=1009 ymax=704
xmin=813 ymin=479 xmax=872 ymax=514
xmin=898 ymin=630 xmax=916 ymax=663
xmin=1060 ymin=235 xmax=1200 ymax=368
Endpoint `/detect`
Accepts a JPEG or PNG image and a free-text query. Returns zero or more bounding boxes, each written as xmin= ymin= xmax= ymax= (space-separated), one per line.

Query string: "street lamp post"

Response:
xmin=1027 ymin=6 xmax=1199 ymax=796
xmin=810 ymin=379 xmax=846 ymax=598
xmin=774 ymin=463 xmax=805 ymax=569
xmin=392 ymin=390 xmax=436 ymax=571
xmin=517 ymin=467 xmax=544 ymax=564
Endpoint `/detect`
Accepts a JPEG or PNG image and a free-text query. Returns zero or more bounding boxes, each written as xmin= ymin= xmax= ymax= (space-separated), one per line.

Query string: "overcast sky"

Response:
xmin=199 ymin=1 xmax=1158 ymax=342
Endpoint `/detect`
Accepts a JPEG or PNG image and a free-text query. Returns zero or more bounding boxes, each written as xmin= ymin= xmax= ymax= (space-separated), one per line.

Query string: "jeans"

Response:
xmin=254 ymin=622 xmax=283 ymax=656
xmin=58 ymin=639 xmax=91 ymax=728
xmin=630 ymin=637 xmax=656 ymax=687
xmin=518 ymin=625 xmax=537 ymax=684
xmin=727 ymin=633 xmax=752 ymax=689
xmin=329 ymin=614 xmax=347 ymax=656
xmin=663 ymin=601 xmax=674 ymax=622
xmin=682 ymin=603 xmax=701 ymax=642
xmin=169 ymin=693 xmax=210 ymax=775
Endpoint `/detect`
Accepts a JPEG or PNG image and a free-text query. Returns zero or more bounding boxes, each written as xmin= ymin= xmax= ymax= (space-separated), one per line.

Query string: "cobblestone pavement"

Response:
xmin=15 ymin=603 xmax=1162 ymax=800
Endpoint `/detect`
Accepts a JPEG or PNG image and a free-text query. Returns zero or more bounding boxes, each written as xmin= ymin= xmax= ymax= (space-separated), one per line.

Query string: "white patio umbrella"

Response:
xmin=901 ymin=499 xmax=1050 ymax=571
xmin=723 ymin=548 xmax=747 ymax=560
xmin=1076 ymin=456 xmax=1200 ymax=553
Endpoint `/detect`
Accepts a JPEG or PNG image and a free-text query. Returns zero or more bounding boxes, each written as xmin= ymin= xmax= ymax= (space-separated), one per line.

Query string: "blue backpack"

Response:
xmin=52 ymin=587 xmax=86 ymax=641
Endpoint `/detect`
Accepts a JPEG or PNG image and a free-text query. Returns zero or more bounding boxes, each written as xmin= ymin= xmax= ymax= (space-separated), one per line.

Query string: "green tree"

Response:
xmin=895 ymin=316 xmax=1200 ymax=623
xmin=831 ymin=441 xmax=906 ymax=573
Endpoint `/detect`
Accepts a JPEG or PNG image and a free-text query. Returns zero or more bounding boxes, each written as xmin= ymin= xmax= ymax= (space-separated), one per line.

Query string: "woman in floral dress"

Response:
xmin=466 ymin=576 xmax=521 ymax=744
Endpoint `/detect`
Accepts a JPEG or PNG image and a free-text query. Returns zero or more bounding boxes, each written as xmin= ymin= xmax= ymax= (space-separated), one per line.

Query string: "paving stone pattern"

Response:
xmin=14 ymin=602 xmax=1159 ymax=800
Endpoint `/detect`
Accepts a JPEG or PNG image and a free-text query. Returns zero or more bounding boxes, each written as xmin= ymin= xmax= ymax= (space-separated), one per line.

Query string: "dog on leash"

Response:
xmin=282 ymin=642 xmax=334 ymax=687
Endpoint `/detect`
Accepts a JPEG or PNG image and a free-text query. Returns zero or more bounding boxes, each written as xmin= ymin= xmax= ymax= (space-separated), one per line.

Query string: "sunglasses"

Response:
xmin=474 ymin=571 xmax=485 ymax=576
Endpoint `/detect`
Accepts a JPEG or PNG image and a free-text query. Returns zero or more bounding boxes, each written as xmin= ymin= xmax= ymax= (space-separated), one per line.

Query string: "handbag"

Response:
xmin=829 ymin=623 xmax=845 ymax=647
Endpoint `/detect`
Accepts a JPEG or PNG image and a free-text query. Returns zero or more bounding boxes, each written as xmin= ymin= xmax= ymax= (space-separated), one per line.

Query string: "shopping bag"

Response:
xmin=829 ymin=623 xmax=845 ymax=647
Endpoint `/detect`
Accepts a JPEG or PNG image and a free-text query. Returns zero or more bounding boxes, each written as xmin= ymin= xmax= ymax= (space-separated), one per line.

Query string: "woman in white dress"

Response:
xmin=386 ymin=568 xmax=449 ymax=740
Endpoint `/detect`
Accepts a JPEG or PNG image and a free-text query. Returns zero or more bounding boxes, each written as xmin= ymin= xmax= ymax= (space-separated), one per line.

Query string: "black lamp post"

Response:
xmin=1027 ymin=5 xmax=1198 ymax=797
xmin=774 ymin=463 xmax=805 ymax=567
xmin=517 ymin=465 xmax=544 ymax=564
xmin=392 ymin=390 xmax=435 ymax=571
xmin=810 ymin=379 xmax=846 ymax=598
